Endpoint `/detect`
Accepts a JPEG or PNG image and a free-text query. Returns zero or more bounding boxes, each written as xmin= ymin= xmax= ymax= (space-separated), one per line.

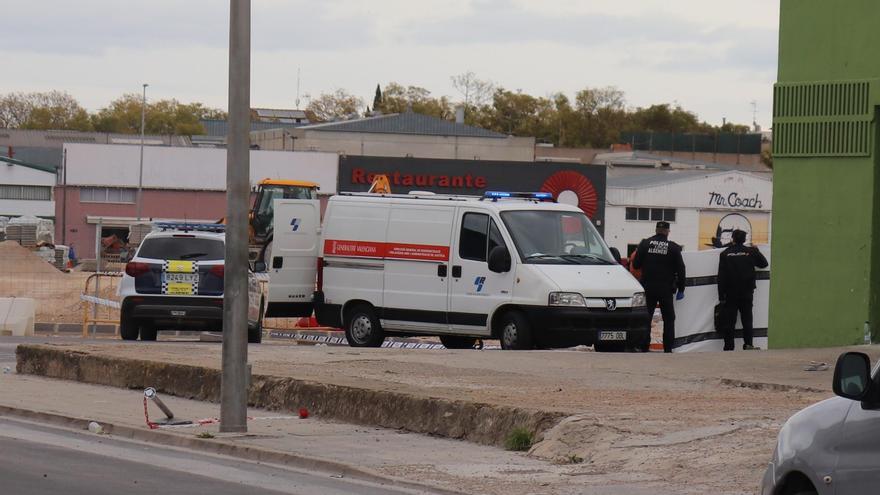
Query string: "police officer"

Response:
xmin=717 ymin=229 xmax=768 ymax=351
xmin=633 ymin=221 xmax=686 ymax=353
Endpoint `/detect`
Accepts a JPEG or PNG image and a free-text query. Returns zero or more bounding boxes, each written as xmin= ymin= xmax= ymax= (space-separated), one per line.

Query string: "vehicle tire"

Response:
xmin=260 ymin=238 xmax=273 ymax=266
xmin=248 ymin=298 xmax=264 ymax=344
xmin=120 ymin=313 xmax=138 ymax=341
xmin=439 ymin=335 xmax=478 ymax=349
xmin=498 ymin=311 xmax=533 ymax=350
xmin=139 ymin=324 xmax=158 ymax=341
xmin=344 ymin=304 xmax=384 ymax=347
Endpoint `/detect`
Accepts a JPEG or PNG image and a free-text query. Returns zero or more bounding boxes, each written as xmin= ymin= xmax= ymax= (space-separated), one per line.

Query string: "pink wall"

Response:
xmin=55 ymin=187 xmax=228 ymax=256
xmin=55 ymin=186 xmax=330 ymax=257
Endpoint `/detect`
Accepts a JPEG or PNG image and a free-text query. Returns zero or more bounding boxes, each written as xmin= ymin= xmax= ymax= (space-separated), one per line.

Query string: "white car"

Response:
xmin=118 ymin=223 xmax=264 ymax=343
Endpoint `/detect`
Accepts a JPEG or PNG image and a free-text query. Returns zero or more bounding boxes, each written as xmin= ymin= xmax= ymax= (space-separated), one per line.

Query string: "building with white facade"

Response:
xmin=0 ymin=156 xmax=57 ymax=218
xmin=604 ymin=168 xmax=772 ymax=256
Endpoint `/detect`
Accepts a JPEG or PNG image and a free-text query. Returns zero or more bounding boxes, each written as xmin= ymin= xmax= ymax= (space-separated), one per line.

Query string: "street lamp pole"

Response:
xmin=136 ymin=83 xmax=148 ymax=221
xmin=220 ymin=0 xmax=251 ymax=433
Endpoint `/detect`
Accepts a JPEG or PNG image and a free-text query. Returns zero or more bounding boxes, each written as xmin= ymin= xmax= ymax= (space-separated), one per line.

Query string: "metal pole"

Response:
xmin=220 ymin=0 xmax=250 ymax=433
xmin=61 ymin=148 xmax=67 ymax=245
xmin=137 ymin=83 xmax=148 ymax=221
xmin=92 ymin=218 xmax=102 ymax=336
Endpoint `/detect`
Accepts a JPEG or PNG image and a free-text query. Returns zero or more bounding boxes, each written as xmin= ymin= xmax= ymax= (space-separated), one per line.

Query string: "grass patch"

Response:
xmin=504 ymin=427 xmax=534 ymax=451
xmin=196 ymin=431 xmax=215 ymax=439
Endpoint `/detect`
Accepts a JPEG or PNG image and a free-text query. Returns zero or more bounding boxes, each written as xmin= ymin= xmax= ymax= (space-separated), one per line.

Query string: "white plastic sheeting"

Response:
xmin=671 ymin=246 xmax=770 ymax=352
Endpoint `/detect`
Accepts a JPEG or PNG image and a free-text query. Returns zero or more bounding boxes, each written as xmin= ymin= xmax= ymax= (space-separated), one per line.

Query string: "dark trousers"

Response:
xmin=646 ymin=290 xmax=676 ymax=353
xmin=722 ymin=293 xmax=754 ymax=350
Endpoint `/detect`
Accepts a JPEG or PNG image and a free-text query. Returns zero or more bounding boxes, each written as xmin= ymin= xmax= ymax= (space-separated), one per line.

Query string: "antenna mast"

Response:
xmin=295 ymin=67 xmax=301 ymax=109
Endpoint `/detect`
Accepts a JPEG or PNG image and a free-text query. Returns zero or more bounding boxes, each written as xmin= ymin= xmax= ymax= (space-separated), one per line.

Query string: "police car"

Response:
xmin=118 ymin=222 xmax=264 ymax=343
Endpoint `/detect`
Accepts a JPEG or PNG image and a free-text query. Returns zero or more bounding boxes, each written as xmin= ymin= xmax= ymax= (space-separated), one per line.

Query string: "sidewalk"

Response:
xmin=0 ymin=370 xmax=668 ymax=495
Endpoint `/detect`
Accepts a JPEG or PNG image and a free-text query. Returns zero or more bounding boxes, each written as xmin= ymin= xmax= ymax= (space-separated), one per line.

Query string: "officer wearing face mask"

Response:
xmin=633 ymin=221 xmax=686 ymax=353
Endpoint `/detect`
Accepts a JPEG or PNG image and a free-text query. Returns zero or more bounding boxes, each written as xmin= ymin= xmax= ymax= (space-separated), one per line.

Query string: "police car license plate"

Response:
xmin=599 ymin=331 xmax=626 ymax=341
xmin=166 ymin=273 xmax=198 ymax=284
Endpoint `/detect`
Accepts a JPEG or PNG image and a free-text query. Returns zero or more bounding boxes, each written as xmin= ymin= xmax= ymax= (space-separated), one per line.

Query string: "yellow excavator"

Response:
xmin=219 ymin=179 xmax=320 ymax=263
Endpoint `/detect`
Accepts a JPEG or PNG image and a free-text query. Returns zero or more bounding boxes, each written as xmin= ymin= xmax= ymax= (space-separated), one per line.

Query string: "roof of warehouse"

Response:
xmin=0 ymin=155 xmax=58 ymax=174
xmin=608 ymin=169 xmax=770 ymax=189
xmin=300 ymin=111 xmax=508 ymax=138
xmin=252 ymin=108 xmax=308 ymax=120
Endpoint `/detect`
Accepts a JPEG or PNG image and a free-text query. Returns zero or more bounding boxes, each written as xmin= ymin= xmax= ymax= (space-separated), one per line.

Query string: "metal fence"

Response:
xmin=620 ymin=132 xmax=763 ymax=155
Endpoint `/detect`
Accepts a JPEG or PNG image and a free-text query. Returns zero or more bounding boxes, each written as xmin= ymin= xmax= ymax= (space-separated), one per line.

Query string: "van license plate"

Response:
xmin=170 ymin=310 xmax=186 ymax=317
xmin=599 ymin=331 xmax=626 ymax=341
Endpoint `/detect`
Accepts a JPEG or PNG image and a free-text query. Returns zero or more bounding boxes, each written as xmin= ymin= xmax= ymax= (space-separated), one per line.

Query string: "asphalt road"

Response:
xmin=0 ymin=417 xmax=434 ymax=495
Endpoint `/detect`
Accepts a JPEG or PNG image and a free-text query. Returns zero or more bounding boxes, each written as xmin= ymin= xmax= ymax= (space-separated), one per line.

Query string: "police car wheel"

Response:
xmin=345 ymin=304 xmax=384 ymax=347
xmin=439 ymin=336 xmax=478 ymax=349
xmin=120 ymin=313 xmax=138 ymax=341
xmin=248 ymin=298 xmax=264 ymax=344
xmin=499 ymin=311 xmax=533 ymax=350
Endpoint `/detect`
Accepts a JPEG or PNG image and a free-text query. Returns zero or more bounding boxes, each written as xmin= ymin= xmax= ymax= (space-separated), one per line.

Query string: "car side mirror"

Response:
xmin=833 ymin=352 xmax=873 ymax=402
xmin=253 ymin=261 xmax=267 ymax=272
xmin=488 ymin=246 xmax=511 ymax=273
xmin=608 ymin=247 xmax=622 ymax=264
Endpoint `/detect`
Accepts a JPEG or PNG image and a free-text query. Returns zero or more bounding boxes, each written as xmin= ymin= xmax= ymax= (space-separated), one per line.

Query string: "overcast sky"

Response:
xmin=1 ymin=0 xmax=779 ymax=129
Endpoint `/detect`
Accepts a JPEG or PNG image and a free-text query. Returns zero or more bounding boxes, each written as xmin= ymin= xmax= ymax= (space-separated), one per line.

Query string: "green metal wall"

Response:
xmin=770 ymin=0 xmax=880 ymax=347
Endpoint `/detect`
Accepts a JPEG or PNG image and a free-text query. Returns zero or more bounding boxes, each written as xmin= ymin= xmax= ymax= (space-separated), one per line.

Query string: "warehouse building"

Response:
xmin=0 ymin=155 xmax=57 ymax=219
xmin=56 ymin=143 xmax=338 ymax=255
xmin=251 ymin=110 xmax=536 ymax=162
xmin=600 ymin=153 xmax=772 ymax=256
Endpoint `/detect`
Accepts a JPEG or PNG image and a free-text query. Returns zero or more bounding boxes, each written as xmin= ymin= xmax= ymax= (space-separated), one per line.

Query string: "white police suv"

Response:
xmin=118 ymin=223 xmax=264 ymax=343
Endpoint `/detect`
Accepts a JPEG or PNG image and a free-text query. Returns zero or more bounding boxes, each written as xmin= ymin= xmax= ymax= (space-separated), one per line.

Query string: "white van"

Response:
xmin=269 ymin=191 xmax=651 ymax=351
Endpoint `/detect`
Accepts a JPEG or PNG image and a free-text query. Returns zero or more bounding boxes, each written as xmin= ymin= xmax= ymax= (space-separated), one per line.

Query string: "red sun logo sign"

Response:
xmin=540 ymin=171 xmax=598 ymax=218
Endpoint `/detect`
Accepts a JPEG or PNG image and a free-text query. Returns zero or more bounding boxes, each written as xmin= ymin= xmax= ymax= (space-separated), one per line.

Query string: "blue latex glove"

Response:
xmin=676 ymin=290 xmax=685 ymax=301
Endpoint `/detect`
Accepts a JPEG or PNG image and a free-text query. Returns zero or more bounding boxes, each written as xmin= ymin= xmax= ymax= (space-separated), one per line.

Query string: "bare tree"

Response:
xmin=451 ymin=71 xmax=494 ymax=110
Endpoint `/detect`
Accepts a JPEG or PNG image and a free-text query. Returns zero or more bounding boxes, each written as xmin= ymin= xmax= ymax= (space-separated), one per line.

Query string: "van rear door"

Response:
xmin=266 ymin=199 xmax=320 ymax=317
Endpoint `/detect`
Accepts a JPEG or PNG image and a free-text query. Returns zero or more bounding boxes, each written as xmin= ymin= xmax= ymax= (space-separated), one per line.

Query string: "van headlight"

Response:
xmin=549 ymin=292 xmax=586 ymax=307
xmin=631 ymin=292 xmax=646 ymax=308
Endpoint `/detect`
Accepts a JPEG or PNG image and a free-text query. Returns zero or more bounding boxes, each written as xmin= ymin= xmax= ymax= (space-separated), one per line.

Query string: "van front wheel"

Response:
xmin=499 ymin=311 xmax=533 ymax=350
xmin=345 ymin=304 xmax=385 ymax=347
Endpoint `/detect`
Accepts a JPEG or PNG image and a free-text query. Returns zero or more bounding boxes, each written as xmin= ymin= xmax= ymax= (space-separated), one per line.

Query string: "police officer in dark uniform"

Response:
xmin=633 ymin=221 xmax=686 ymax=353
xmin=717 ymin=229 xmax=768 ymax=351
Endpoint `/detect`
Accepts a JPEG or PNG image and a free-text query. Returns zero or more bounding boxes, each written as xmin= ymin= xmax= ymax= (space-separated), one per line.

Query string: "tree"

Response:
xmin=0 ymin=91 xmax=93 ymax=131
xmin=376 ymin=83 xmax=452 ymax=119
xmin=451 ymin=71 xmax=494 ymax=122
xmin=372 ymin=84 xmax=383 ymax=112
xmin=483 ymin=89 xmax=556 ymax=140
xmin=91 ymin=94 xmax=224 ymax=134
xmin=305 ymin=89 xmax=364 ymax=122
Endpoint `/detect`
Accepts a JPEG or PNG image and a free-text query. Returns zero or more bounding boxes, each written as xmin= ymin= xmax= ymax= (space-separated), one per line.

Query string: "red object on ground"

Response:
xmin=298 ymin=408 xmax=309 ymax=419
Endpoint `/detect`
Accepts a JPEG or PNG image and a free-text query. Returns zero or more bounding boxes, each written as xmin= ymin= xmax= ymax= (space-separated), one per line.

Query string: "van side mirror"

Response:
xmin=253 ymin=261 xmax=267 ymax=272
xmin=608 ymin=247 xmax=622 ymax=264
xmin=488 ymin=246 xmax=511 ymax=273
xmin=833 ymin=352 xmax=873 ymax=402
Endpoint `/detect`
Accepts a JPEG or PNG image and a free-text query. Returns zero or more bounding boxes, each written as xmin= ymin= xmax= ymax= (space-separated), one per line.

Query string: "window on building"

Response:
xmin=625 ymin=207 xmax=677 ymax=223
xmin=0 ymin=185 xmax=51 ymax=201
xmin=80 ymin=187 xmax=136 ymax=203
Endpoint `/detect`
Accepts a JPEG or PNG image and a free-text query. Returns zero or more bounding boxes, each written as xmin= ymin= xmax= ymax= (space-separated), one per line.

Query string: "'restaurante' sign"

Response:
xmin=338 ymin=156 xmax=608 ymax=233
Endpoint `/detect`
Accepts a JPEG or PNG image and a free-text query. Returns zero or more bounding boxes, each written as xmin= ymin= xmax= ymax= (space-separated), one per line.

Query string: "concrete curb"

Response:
xmin=0 ymin=404 xmax=470 ymax=495
xmin=15 ymin=344 xmax=566 ymax=448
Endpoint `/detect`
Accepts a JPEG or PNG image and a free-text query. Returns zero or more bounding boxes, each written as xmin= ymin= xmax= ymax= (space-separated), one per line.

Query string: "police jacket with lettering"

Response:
xmin=632 ymin=234 xmax=686 ymax=293
xmin=717 ymin=244 xmax=768 ymax=299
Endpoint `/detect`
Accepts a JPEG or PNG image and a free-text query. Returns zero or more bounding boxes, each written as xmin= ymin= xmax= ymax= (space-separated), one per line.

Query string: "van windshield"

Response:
xmin=500 ymin=210 xmax=615 ymax=265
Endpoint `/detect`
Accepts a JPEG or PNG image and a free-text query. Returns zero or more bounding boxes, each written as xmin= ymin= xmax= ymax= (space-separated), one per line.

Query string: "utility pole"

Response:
xmin=220 ymin=0 xmax=251 ymax=433
xmin=136 ymin=83 xmax=148 ymax=221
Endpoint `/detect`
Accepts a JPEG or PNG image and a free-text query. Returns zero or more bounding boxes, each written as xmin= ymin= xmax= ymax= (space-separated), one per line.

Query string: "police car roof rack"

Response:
xmin=480 ymin=191 xmax=555 ymax=202
xmin=154 ymin=222 xmax=226 ymax=233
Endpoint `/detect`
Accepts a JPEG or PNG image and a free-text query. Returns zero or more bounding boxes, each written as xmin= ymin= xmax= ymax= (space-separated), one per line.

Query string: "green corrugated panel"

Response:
xmin=773 ymin=79 xmax=876 ymax=157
